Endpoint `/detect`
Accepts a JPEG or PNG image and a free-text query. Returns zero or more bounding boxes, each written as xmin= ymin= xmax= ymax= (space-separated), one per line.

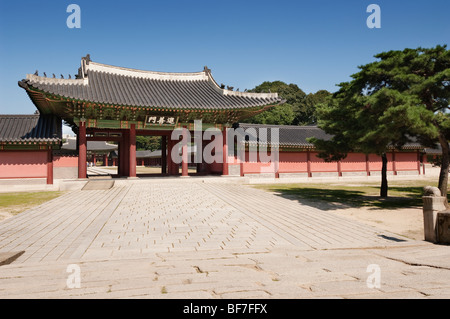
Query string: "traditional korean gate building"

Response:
xmin=5 ymin=54 xmax=427 ymax=185
xmin=18 ymin=55 xmax=283 ymax=179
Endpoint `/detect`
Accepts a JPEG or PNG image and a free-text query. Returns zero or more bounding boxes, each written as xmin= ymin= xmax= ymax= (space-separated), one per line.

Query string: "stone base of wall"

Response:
xmin=54 ymin=167 xmax=78 ymax=179
xmin=279 ymin=173 xmax=309 ymax=179
xmin=244 ymin=173 xmax=276 ymax=178
xmin=396 ymin=170 xmax=420 ymax=176
xmin=368 ymin=171 xmax=394 ymax=176
xmin=341 ymin=171 xmax=367 ymax=177
xmin=227 ymin=164 xmax=241 ymax=176
xmin=311 ymin=172 xmax=339 ymax=178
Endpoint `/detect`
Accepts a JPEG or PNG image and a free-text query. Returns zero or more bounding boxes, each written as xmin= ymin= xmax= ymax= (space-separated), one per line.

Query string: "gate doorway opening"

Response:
xmin=84 ymin=128 xmax=220 ymax=179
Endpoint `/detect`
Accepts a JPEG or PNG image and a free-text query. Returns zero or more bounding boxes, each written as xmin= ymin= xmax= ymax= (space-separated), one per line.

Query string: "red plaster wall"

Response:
xmin=395 ymin=152 xmax=419 ymax=170
xmin=367 ymin=154 xmax=394 ymax=171
xmin=340 ymin=153 xmax=367 ymax=172
xmin=237 ymin=150 xmax=420 ymax=175
xmin=310 ymin=152 xmax=338 ymax=172
xmin=242 ymin=151 xmax=274 ymax=174
xmin=278 ymin=152 xmax=308 ymax=173
xmin=53 ymin=155 xmax=78 ymax=167
xmin=0 ymin=151 xmax=47 ymax=178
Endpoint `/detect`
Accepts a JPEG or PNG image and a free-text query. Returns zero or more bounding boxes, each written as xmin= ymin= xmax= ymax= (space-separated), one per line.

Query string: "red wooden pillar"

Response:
xmin=273 ymin=148 xmax=280 ymax=178
xmin=392 ymin=151 xmax=397 ymax=175
xmin=422 ymin=153 xmax=426 ymax=175
xmin=181 ymin=127 xmax=189 ymax=177
xmin=240 ymin=142 xmax=245 ymax=177
xmin=78 ymin=120 xmax=87 ymax=179
xmin=167 ymin=136 xmax=174 ymax=175
xmin=222 ymin=127 xmax=229 ymax=176
xmin=337 ymin=160 xmax=342 ymax=177
xmin=46 ymin=149 xmax=53 ymax=185
xmin=365 ymin=154 xmax=370 ymax=176
xmin=103 ymin=154 xmax=107 ymax=166
xmin=118 ymin=142 xmax=123 ymax=176
xmin=93 ymin=153 xmax=97 ymax=166
xmin=306 ymin=150 xmax=312 ymax=178
xmin=121 ymin=133 xmax=130 ymax=177
xmin=161 ymin=135 xmax=167 ymax=174
xmin=417 ymin=150 xmax=421 ymax=175
xmin=129 ymin=124 xmax=137 ymax=178
xmin=116 ymin=141 xmax=123 ymax=176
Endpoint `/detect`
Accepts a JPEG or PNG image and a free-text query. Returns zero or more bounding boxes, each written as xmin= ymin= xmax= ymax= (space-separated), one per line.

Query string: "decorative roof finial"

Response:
xmin=34 ymin=70 xmax=38 ymax=76
xmin=83 ymin=54 xmax=91 ymax=64
xmin=52 ymin=73 xmax=56 ymax=78
xmin=61 ymin=74 xmax=64 ymax=79
xmin=43 ymin=72 xmax=47 ymax=77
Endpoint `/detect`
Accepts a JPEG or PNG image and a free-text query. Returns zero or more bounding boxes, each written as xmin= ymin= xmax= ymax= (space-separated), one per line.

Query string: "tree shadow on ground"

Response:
xmin=267 ymin=186 xmax=424 ymax=211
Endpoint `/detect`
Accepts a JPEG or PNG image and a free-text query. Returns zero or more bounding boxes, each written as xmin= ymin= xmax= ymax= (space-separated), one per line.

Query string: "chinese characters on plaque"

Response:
xmin=145 ymin=115 xmax=178 ymax=126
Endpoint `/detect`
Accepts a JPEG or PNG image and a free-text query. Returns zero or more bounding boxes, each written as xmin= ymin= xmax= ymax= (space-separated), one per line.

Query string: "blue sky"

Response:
xmin=0 ymin=0 xmax=449 ymax=116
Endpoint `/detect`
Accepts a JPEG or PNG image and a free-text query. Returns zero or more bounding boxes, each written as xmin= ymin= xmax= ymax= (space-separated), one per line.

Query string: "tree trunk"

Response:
xmin=437 ymin=133 xmax=449 ymax=207
xmin=380 ymin=152 xmax=388 ymax=198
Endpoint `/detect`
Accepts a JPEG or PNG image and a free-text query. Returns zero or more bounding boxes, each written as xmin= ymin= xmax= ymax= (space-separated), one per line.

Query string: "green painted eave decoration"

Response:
xmin=27 ymin=85 xmax=269 ymax=121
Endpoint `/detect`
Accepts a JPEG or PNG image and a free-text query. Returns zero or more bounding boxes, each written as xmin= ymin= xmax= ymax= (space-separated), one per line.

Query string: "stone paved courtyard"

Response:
xmin=0 ymin=178 xmax=449 ymax=298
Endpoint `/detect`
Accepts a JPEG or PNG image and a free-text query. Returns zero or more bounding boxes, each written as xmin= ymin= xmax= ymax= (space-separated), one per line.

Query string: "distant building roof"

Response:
xmin=113 ymin=146 xmax=196 ymax=159
xmin=135 ymin=150 xmax=165 ymax=158
xmin=424 ymin=146 xmax=443 ymax=155
xmin=62 ymin=137 xmax=117 ymax=152
xmin=0 ymin=114 xmax=61 ymax=144
xmin=235 ymin=123 xmax=333 ymax=148
xmin=235 ymin=123 xmax=424 ymax=150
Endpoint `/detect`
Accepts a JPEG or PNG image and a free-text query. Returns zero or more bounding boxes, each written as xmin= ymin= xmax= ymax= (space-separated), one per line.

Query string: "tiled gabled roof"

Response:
xmin=19 ymin=56 xmax=284 ymax=110
xmin=62 ymin=138 xmax=118 ymax=151
xmin=234 ymin=123 xmax=333 ymax=148
xmin=235 ymin=123 xmax=424 ymax=150
xmin=0 ymin=114 xmax=61 ymax=143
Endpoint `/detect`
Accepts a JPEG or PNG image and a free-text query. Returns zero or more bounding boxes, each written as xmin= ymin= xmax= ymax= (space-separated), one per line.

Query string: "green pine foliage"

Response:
xmin=310 ymin=45 xmax=450 ymax=198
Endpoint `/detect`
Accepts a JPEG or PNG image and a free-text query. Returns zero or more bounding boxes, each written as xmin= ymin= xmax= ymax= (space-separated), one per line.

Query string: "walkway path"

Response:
xmin=0 ymin=178 xmax=449 ymax=298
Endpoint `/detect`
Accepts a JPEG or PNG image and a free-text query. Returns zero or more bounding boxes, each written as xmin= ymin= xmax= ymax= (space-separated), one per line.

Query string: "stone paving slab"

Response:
xmin=0 ymin=246 xmax=449 ymax=299
xmin=0 ymin=178 xmax=449 ymax=298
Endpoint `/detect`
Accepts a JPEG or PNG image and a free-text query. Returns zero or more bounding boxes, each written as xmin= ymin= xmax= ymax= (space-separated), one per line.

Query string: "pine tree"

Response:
xmin=311 ymin=45 xmax=450 ymax=199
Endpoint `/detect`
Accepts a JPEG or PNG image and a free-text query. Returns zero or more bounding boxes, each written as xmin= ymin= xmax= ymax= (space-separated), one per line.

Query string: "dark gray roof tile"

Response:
xmin=0 ymin=114 xmax=62 ymax=143
xmin=61 ymin=138 xmax=118 ymax=151
xmin=235 ymin=123 xmax=332 ymax=148
xmin=22 ymin=59 xmax=283 ymax=110
xmin=235 ymin=123 xmax=424 ymax=150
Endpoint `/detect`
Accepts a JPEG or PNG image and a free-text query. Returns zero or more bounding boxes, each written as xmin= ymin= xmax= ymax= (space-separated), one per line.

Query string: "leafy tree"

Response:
xmin=311 ymin=45 xmax=450 ymax=199
xmin=246 ymin=103 xmax=296 ymax=125
xmin=136 ymin=136 xmax=161 ymax=151
xmin=294 ymin=90 xmax=332 ymax=125
xmin=243 ymin=81 xmax=330 ymax=125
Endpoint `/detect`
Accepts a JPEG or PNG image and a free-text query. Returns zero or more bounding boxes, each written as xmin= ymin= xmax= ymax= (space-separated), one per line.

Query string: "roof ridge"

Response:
xmin=238 ymin=123 xmax=320 ymax=129
xmin=88 ymin=62 xmax=208 ymax=81
xmin=0 ymin=114 xmax=40 ymax=117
